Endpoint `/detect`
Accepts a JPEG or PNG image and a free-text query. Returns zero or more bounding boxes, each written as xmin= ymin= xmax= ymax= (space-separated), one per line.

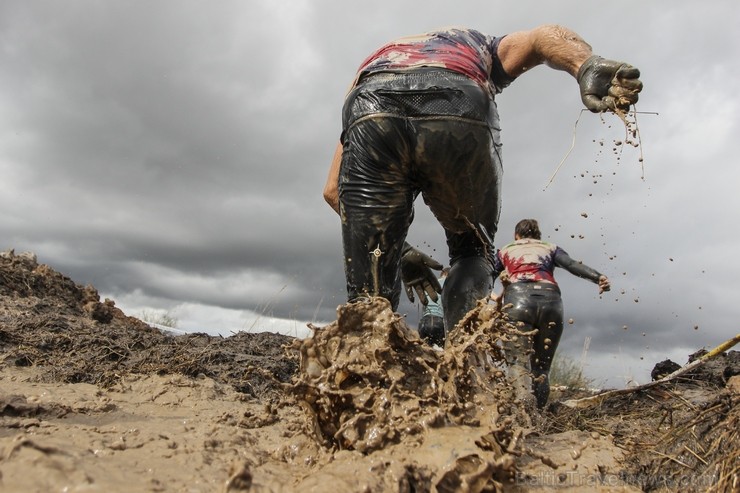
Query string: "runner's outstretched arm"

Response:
xmin=497 ymin=24 xmax=642 ymax=112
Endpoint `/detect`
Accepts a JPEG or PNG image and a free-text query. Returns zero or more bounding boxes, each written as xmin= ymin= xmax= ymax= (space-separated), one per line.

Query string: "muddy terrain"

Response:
xmin=0 ymin=250 xmax=737 ymax=492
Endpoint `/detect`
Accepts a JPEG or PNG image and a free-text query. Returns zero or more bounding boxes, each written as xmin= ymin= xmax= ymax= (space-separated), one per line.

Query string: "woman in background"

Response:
xmin=492 ymin=219 xmax=610 ymax=408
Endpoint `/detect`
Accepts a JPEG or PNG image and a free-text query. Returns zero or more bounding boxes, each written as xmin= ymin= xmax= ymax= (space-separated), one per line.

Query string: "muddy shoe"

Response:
xmin=507 ymin=363 xmax=535 ymax=408
xmin=532 ymin=373 xmax=550 ymax=409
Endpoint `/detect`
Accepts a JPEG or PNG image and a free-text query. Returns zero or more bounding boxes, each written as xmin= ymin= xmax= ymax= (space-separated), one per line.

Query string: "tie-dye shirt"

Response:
xmin=492 ymin=238 xmax=603 ymax=287
xmin=355 ymin=27 xmax=514 ymax=95
xmin=493 ymin=239 xmax=562 ymax=285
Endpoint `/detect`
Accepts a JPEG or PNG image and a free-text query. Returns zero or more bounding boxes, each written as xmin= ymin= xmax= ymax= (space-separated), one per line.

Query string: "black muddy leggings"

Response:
xmin=504 ymin=282 xmax=565 ymax=408
xmin=339 ymin=69 xmax=503 ymax=329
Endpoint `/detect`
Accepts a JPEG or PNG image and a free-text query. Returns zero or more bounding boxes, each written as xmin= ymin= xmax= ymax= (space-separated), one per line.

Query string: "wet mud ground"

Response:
xmin=1 ymin=251 xmax=738 ymax=492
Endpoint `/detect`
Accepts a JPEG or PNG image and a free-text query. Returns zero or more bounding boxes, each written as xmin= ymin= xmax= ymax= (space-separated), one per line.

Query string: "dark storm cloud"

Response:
xmin=2 ymin=0 xmax=739 ymax=385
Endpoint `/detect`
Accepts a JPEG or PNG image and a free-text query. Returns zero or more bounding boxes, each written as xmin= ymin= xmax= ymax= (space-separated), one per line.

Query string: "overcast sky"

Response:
xmin=2 ymin=0 xmax=738 ymax=387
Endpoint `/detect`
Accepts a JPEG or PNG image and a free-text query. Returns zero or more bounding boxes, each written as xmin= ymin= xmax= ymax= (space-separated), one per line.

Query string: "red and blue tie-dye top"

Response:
xmin=493 ymin=238 xmax=603 ymax=287
xmin=355 ymin=27 xmax=514 ymax=95
xmin=493 ymin=239 xmax=565 ymax=286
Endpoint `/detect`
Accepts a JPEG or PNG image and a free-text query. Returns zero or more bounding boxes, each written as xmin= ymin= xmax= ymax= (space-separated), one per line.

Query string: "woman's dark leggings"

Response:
xmin=503 ymin=282 xmax=564 ymax=408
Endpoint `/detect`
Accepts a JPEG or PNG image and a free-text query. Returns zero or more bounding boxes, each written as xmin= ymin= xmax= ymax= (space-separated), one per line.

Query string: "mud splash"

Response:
xmin=292 ymin=297 xmax=539 ymax=490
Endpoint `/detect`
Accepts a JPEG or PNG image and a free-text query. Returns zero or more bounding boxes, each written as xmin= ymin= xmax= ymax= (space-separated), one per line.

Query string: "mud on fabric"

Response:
xmin=338 ymin=68 xmax=504 ymax=311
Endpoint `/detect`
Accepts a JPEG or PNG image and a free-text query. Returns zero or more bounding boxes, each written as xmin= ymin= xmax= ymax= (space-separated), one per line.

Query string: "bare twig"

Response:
xmin=683 ymin=445 xmax=709 ymax=466
xmin=561 ymin=333 xmax=740 ymax=408
xmin=544 ymin=110 xmax=586 ymax=189
xmin=651 ymin=450 xmax=692 ymax=469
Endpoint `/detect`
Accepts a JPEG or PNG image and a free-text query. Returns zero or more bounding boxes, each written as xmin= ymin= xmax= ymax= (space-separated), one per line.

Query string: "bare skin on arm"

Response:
xmin=323 ymin=142 xmax=342 ymax=214
xmin=497 ymin=24 xmax=593 ymax=79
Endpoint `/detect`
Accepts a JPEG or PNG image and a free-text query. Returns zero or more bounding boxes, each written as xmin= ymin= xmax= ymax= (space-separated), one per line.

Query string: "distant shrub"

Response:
xmin=138 ymin=309 xmax=178 ymax=328
xmin=549 ymin=354 xmax=594 ymax=390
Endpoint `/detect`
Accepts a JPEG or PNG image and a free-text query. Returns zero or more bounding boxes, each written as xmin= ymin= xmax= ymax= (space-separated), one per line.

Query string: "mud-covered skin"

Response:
xmin=339 ymin=69 xmax=502 ymax=324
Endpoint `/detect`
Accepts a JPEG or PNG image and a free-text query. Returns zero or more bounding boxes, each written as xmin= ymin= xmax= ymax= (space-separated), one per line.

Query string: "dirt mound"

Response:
xmin=1 ymin=249 xmax=738 ymax=492
xmin=0 ymin=250 xmax=296 ymax=399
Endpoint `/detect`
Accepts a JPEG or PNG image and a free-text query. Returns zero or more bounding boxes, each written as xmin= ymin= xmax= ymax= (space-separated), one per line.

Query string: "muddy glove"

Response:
xmin=400 ymin=242 xmax=443 ymax=304
xmin=577 ymin=55 xmax=642 ymax=113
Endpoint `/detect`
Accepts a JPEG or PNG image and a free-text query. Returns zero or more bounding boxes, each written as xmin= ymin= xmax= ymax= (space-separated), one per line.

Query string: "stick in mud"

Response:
xmin=560 ymin=332 xmax=740 ymax=409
